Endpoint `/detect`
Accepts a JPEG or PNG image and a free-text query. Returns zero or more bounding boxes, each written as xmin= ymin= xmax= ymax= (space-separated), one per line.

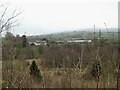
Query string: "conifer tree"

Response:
xmin=22 ymin=35 xmax=27 ymax=47
xmin=30 ymin=61 xmax=42 ymax=80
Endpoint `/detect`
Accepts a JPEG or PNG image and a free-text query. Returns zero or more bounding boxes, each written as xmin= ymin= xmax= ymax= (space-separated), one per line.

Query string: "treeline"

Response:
xmin=2 ymin=32 xmax=118 ymax=75
xmin=2 ymin=32 xmax=43 ymax=60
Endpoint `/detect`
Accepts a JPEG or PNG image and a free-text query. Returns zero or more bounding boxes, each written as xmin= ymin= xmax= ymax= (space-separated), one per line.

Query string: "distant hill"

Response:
xmin=27 ymin=28 xmax=118 ymax=42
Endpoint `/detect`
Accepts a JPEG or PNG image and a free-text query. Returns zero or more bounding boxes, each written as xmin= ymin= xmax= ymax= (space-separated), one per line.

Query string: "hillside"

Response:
xmin=27 ymin=28 xmax=118 ymax=42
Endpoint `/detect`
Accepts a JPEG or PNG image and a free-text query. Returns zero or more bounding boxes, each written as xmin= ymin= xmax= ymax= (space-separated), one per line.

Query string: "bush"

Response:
xmin=30 ymin=61 xmax=42 ymax=80
xmin=90 ymin=60 xmax=102 ymax=80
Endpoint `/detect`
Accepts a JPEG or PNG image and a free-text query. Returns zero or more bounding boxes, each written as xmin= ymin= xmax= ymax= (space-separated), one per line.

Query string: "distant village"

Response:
xmin=28 ymin=38 xmax=92 ymax=46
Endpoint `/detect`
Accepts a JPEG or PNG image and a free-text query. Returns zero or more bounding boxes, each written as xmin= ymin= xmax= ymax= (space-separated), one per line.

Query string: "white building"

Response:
xmin=66 ymin=40 xmax=92 ymax=43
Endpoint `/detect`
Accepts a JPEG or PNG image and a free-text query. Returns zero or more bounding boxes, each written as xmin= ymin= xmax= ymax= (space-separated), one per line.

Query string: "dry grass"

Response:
xmin=2 ymin=58 xmax=117 ymax=88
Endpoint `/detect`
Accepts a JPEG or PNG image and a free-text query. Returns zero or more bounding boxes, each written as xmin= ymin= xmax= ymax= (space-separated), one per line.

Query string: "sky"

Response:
xmin=1 ymin=0 xmax=119 ymax=35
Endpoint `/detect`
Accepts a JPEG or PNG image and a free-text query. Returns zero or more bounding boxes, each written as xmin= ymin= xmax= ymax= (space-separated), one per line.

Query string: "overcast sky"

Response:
xmin=1 ymin=0 xmax=119 ymax=35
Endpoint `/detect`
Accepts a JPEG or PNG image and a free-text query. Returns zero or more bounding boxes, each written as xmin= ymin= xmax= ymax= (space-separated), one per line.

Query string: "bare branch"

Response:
xmin=0 ymin=3 xmax=22 ymax=33
xmin=1 ymin=5 xmax=8 ymax=18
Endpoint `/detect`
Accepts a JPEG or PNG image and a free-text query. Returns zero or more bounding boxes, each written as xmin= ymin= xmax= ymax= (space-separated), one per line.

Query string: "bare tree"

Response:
xmin=0 ymin=2 xmax=21 ymax=88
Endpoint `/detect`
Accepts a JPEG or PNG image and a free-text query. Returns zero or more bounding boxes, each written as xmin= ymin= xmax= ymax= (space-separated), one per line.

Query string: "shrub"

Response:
xmin=90 ymin=60 xmax=102 ymax=88
xmin=30 ymin=61 xmax=42 ymax=80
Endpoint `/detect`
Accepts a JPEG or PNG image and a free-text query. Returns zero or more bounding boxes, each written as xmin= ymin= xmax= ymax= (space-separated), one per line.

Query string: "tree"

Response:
xmin=0 ymin=2 xmax=21 ymax=63
xmin=0 ymin=3 xmax=21 ymax=88
xmin=30 ymin=61 xmax=42 ymax=80
xmin=22 ymin=35 xmax=27 ymax=47
xmin=38 ymin=46 xmax=43 ymax=55
xmin=2 ymin=32 xmax=16 ymax=60
xmin=90 ymin=60 xmax=102 ymax=89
